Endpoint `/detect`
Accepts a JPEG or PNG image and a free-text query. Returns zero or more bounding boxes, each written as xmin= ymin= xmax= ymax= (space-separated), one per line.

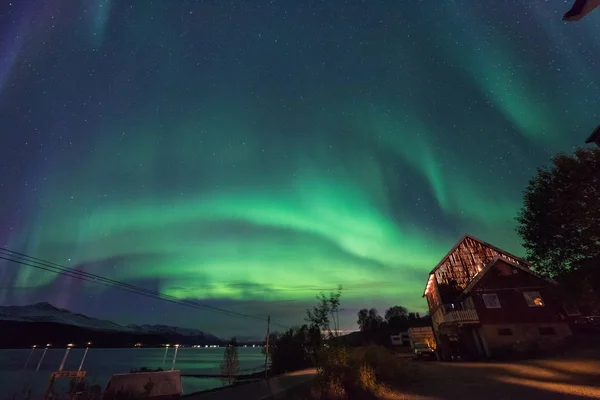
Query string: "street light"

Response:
xmin=58 ymin=343 xmax=74 ymax=372
xmin=162 ymin=344 xmax=170 ymax=365
xmin=36 ymin=344 xmax=51 ymax=372
xmin=171 ymin=344 xmax=180 ymax=371
xmin=78 ymin=342 xmax=92 ymax=371
xmin=23 ymin=345 xmax=37 ymax=369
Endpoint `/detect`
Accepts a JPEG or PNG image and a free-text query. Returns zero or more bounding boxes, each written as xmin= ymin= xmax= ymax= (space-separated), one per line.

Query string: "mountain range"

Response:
xmin=0 ymin=302 xmax=225 ymax=348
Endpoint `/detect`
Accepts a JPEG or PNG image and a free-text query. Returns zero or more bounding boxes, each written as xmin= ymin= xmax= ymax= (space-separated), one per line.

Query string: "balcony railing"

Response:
xmin=443 ymin=309 xmax=479 ymax=324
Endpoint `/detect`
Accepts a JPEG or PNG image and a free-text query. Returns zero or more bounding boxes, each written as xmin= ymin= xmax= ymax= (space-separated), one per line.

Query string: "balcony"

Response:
xmin=432 ymin=306 xmax=480 ymax=327
xmin=443 ymin=309 xmax=479 ymax=324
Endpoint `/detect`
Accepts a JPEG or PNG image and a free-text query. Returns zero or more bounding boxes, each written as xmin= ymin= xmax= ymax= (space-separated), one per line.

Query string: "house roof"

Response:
xmin=585 ymin=124 xmax=600 ymax=144
xmin=460 ymin=255 xmax=555 ymax=297
xmin=422 ymin=234 xmax=530 ymax=298
xmin=428 ymin=234 xmax=529 ymax=275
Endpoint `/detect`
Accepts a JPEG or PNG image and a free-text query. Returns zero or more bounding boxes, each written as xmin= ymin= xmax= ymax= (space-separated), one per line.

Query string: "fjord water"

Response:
xmin=0 ymin=347 xmax=264 ymax=397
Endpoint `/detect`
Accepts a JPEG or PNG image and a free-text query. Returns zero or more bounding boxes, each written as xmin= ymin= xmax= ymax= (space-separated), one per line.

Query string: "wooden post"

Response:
xmin=264 ymin=315 xmax=270 ymax=380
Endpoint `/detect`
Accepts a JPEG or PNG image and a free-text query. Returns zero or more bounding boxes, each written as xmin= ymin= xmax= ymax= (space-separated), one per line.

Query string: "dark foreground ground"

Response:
xmin=394 ymin=345 xmax=600 ymax=400
xmin=284 ymin=344 xmax=600 ymax=400
xmin=186 ymin=343 xmax=600 ymax=400
xmin=184 ymin=369 xmax=317 ymax=400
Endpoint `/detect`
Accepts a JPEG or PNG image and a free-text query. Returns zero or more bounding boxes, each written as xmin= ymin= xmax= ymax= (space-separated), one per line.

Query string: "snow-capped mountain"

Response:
xmin=234 ymin=335 xmax=266 ymax=343
xmin=0 ymin=302 xmax=126 ymax=331
xmin=128 ymin=324 xmax=221 ymax=342
xmin=0 ymin=302 xmax=221 ymax=342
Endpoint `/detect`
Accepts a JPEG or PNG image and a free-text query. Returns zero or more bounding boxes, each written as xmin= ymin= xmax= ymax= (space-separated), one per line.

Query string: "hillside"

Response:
xmin=0 ymin=302 xmax=222 ymax=348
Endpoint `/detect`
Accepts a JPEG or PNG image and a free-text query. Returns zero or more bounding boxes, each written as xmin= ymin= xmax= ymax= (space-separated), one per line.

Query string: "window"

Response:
xmin=539 ymin=327 xmax=556 ymax=335
xmin=563 ymin=303 xmax=580 ymax=316
xmin=462 ymin=297 xmax=475 ymax=310
xmin=523 ymin=291 xmax=545 ymax=307
xmin=482 ymin=293 xmax=501 ymax=309
xmin=497 ymin=328 xmax=513 ymax=336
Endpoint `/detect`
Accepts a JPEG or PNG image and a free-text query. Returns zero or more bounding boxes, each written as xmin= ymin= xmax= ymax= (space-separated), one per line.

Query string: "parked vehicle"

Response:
xmin=413 ymin=342 xmax=436 ymax=359
xmin=572 ymin=316 xmax=600 ymax=334
xmin=390 ymin=332 xmax=410 ymax=347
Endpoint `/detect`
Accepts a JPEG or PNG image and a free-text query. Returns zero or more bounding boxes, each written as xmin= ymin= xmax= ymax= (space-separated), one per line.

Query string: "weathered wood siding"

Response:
xmin=433 ymin=237 xmax=527 ymax=303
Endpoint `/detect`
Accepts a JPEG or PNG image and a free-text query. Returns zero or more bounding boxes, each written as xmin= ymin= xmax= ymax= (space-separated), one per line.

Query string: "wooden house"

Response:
xmin=423 ymin=234 xmax=572 ymax=360
xmin=586 ymin=124 xmax=600 ymax=147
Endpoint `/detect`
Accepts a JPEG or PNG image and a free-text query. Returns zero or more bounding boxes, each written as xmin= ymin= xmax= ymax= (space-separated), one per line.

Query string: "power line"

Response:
xmin=0 ymin=254 xmax=261 ymax=322
xmin=0 ymin=248 xmax=290 ymax=329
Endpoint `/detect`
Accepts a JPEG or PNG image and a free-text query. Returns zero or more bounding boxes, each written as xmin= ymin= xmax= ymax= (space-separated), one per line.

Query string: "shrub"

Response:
xmin=349 ymin=345 xmax=405 ymax=385
xmin=315 ymin=345 xmax=409 ymax=398
xmin=269 ymin=326 xmax=317 ymax=374
xmin=221 ymin=337 xmax=240 ymax=385
xmin=316 ymin=346 xmax=350 ymax=399
xmin=355 ymin=364 xmax=376 ymax=390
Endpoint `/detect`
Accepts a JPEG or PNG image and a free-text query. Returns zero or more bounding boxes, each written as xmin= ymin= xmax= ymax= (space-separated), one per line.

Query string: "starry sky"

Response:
xmin=0 ymin=0 xmax=598 ymax=338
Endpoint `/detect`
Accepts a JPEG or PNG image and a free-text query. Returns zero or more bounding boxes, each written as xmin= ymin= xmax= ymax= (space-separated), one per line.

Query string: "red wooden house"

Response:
xmin=423 ymin=234 xmax=572 ymax=360
xmin=585 ymin=124 xmax=600 ymax=147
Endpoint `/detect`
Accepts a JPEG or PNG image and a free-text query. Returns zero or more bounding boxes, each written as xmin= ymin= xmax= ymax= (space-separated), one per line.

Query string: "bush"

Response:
xmin=347 ymin=345 xmax=401 ymax=384
xmin=316 ymin=346 xmax=350 ymax=399
xmin=314 ymin=344 xmax=415 ymax=399
xmin=269 ymin=325 xmax=319 ymax=374
xmin=221 ymin=337 xmax=240 ymax=385
xmin=355 ymin=364 xmax=376 ymax=390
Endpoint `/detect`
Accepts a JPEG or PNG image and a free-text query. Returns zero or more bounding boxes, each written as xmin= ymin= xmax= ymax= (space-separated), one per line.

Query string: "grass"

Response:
xmin=279 ymin=345 xmax=418 ymax=400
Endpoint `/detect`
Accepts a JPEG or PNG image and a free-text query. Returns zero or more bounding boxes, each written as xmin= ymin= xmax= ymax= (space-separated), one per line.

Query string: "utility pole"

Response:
xmin=264 ymin=315 xmax=270 ymax=380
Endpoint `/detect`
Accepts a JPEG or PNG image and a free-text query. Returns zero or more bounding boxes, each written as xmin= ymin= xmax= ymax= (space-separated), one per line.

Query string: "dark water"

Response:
xmin=0 ymin=347 xmax=265 ymax=398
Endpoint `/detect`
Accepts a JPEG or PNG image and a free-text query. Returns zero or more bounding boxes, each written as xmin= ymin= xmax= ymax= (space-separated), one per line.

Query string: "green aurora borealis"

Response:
xmin=1 ymin=1 xmax=599 ymax=335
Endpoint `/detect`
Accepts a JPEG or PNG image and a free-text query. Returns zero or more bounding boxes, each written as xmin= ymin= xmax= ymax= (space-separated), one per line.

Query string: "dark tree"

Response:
xmin=221 ymin=337 xmax=239 ymax=386
xmin=357 ymin=309 xmax=368 ymax=331
xmin=306 ymin=285 xmax=342 ymax=338
xmin=357 ymin=308 xmax=384 ymax=332
xmin=268 ymin=325 xmax=319 ymax=374
xmin=384 ymin=306 xmax=408 ymax=322
xmin=517 ymin=148 xmax=600 ymax=277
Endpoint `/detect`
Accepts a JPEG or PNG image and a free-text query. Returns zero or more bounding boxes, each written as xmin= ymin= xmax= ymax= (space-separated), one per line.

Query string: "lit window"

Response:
xmin=523 ymin=291 xmax=544 ymax=307
xmin=482 ymin=293 xmax=501 ymax=309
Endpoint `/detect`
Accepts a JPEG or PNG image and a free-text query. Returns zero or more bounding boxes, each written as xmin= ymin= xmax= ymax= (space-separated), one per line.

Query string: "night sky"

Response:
xmin=0 ymin=1 xmax=598 ymax=337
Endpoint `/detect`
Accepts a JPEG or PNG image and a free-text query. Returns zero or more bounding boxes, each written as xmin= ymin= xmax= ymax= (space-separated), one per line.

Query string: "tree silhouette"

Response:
xmin=306 ymin=285 xmax=342 ymax=338
xmin=517 ymin=147 xmax=600 ymax=276
xmin=357 ymin=308 xmax=384 ymax=332
xmin=221 ymin=337 xmax=239 ymax=386
xmin=384 ymin=306 xmax=408 ymax=322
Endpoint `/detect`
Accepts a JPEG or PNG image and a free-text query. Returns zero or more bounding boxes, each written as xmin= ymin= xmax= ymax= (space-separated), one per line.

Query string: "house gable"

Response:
xmin=585 ymin=124 xmax=600 ymax=146
xmin=423 ymin=234 xmax=529 ymax=305
xmin=463 ymin=256 xmax=554 ymax=296
xmin=463 ymin=258 xmax=564 ymax=325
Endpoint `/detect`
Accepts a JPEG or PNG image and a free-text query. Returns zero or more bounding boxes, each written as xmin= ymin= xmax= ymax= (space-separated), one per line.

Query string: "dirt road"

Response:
xmin=183 ymin=347 xmax=600 ymax=400
xmin=184 ymin=369 xmax=317 ymax=400
xmin=394 ymin=347 xmax=600 ymax=400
